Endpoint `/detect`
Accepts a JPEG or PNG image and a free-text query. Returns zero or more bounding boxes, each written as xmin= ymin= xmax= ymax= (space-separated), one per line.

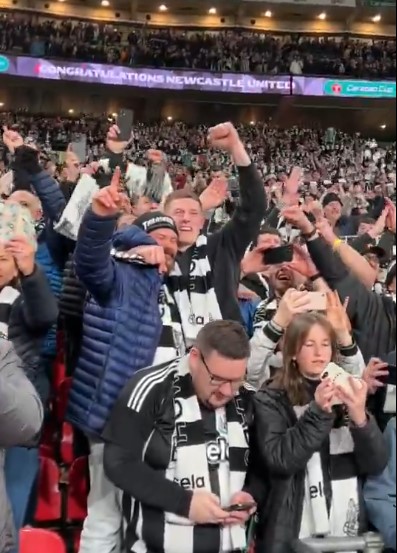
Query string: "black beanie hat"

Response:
xmin=134 ymin=211 xmax=178 ymax=236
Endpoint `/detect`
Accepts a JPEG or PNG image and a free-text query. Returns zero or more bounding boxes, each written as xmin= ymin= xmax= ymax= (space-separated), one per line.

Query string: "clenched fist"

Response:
xmin=207 ymin=123 xmax=242 ymax=154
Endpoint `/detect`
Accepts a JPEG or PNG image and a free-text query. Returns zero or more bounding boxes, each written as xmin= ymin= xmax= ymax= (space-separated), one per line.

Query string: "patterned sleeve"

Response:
xmin=253 ymin=297 xmax=277 ymax=330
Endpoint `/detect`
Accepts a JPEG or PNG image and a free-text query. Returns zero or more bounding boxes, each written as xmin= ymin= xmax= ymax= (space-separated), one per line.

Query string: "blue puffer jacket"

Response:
xmin=66 ymin=209 xmax=163 ymax=439
xmin=35 ymin=236 xmax=62 ymax=357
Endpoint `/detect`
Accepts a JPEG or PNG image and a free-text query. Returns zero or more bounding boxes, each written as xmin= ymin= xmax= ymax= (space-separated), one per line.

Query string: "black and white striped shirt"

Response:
xmin=102 ymin=361 xmax=253 ymax=553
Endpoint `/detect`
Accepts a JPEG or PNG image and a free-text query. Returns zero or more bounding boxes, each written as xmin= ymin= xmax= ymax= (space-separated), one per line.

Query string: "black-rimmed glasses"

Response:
xmin=200 ymin=353 xmax=246 ymax=388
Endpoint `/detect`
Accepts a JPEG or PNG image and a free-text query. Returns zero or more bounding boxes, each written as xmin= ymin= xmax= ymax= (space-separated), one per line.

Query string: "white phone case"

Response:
xmin=321 ymin=362 xmax=351 ymax=405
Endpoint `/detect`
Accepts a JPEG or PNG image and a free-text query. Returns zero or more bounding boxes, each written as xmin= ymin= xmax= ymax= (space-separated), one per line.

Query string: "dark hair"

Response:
xmin=359 ymin=216 xmax=376 ymax=226
xmin=195 ymin=320 xmax=250 ymax=360
xmin=259 ymin=225 xmax=281 ymax=238
xmin=163 ymin=189 xmax=202 ymax=212
xmin=272 ymin=312 xmax=338 ymax=405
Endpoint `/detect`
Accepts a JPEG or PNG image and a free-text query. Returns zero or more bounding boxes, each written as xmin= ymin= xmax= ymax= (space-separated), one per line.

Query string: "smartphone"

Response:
xmin=304 ymin=292 xmax=327 ymax=312
xmin=263 ymin=244 xmax=294 ymax=265
xmin=378 ymin=365 xmax=396 ymax=387
xmin=71 ymin=135 xmax=87 ymax=164
xmin=117 ymin=109 xmax=134 ymax=142
xmin=224 ymin=502 xmax=256 ymax=513
xmin=0 ymin=202 xmax=36 ymax=247
xmin=321 ymin=362 xmax=361 ymax=405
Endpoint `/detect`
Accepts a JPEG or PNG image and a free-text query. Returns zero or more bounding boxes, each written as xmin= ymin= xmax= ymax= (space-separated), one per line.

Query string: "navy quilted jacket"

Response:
xmin=66 ymin=208 xmax=163 ymax=439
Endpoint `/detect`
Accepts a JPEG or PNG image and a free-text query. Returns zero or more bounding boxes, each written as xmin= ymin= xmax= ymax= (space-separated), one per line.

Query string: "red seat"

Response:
xmin=59 ymin=421 xmax=75 ymax=466
xmin=52 ymin=332 xmax=66 ymax=392
xmin=53 ymin=378 xmax=75 ymax=465
xmin=34 ymin=457 xmax=62 ymax=523
xmin=67 ymin=456 xmax=89 ymax=522
xmin=72 ymin=528 xmax=82 ymax=553
xmin=52 ymin=358 xmax=66 ymax=394
xmin=20 ymin=528 xmax=66 ymax=553
xmin=39 ymin=419 xmax=58 ymax=460
xmin=54 ymin=378 xmax=72 ymax=424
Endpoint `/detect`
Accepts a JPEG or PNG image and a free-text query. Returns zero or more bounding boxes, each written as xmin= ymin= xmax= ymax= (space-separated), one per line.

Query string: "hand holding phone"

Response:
xmin=224 ymin=502 xmax=256 ymax=513
xmin=321 ymin=363 xmax=361 ymax=405
xmin=263 ymin=244 xmax=294 ymax=265
xmin=304 ymin=292 xmax=327 ymax=312
xmin=0 ymin=203 xmax=36 ymax=247
xmin=117 ymin=109 xmax=134 ymax=142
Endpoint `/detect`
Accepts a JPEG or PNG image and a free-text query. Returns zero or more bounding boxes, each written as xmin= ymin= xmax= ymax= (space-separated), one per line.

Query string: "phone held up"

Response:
xmin=320 ymin=362 xmax=365 ymax=405
xmin=263 ymin=244 xmax=294 ymax=266
xmin=117 ymin=109 xmax=134 ymax=142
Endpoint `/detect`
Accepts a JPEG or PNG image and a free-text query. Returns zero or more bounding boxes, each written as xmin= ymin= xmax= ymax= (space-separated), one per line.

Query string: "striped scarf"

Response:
xmin=0 ymin=286 xmax=20 ymax=340
xmin=163 ymin=356 xmax=249 ymax=553
xmin=166 ymin=235 xmax=222 ymax=348
xmin=295 ymin=405 xmax=359 ymax=550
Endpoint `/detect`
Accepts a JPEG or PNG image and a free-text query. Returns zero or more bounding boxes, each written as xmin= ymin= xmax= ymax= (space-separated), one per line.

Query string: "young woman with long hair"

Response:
xmin=250 ymin=312 xmax=388 ymax=553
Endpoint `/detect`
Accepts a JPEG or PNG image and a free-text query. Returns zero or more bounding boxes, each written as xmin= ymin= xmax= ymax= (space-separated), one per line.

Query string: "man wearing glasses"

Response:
xmin=102 ymin=320 xmax=260 ymax=553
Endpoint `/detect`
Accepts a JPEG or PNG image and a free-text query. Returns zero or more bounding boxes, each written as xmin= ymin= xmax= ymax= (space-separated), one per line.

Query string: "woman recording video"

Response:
xmin=250 ymin=312 xmax=388 ymax=553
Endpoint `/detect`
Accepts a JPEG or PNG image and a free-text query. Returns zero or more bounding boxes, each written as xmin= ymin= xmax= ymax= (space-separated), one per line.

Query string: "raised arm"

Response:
xmin=2 ymin=127 xmax=67 ymax=222
xmin=207 ymin=124 xmax=266 ymax=260
xmin=5 ymin=236 xmax=58 ymax=330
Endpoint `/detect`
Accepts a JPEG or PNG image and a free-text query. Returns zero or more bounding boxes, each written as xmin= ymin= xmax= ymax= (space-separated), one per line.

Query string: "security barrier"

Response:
xmin=293 ymin=532 xmax=384 ymax=553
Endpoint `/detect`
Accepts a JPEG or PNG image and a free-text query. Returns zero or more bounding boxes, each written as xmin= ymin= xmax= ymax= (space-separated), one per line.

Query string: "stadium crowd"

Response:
xmin=0 ymin=112 xmax=395 ymax=553
xmin=0 ymin=10 xmax=396 ymax=77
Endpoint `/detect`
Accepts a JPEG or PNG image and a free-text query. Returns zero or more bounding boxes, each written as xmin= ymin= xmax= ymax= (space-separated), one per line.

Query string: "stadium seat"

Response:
xmin=52 ymin=331 xmax=66 ymax=392
xmin=54 ymin=378 xmax=72 ymax=423
xmin=39 ymin=419 xmax=57 ymax=460
xmin=72 ymin=528 xmax=82 ymax=553
xmin=67 ymin=456 xmax=89 ymax=522
xmin=20 ymin=528 xmax=66 ymax=553
xmin=59 ymin=421 xmax=75 ymax=466
xmin=34 ymin=457 xmax=62 ymax=523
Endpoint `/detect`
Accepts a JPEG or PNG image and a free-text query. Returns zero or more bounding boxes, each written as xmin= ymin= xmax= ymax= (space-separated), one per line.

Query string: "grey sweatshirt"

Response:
xmin=0 ymin=341 xmax=44 ymax=553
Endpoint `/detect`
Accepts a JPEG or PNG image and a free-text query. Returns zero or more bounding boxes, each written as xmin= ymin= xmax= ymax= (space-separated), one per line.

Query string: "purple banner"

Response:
xmin=0 ymin=55 xmax=296 ymax=94
xmin=0 ymin=55 xmax=395 ymax=99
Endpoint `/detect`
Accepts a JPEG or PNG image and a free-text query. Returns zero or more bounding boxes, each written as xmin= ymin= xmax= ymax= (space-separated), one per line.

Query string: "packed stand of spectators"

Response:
xmin=1 ymin=112 xmax=395 ymax=189
xmin=0 ymin=115 xmax=396 ymax=553
xmin=1 ymin=10 xmax=396 ymax=78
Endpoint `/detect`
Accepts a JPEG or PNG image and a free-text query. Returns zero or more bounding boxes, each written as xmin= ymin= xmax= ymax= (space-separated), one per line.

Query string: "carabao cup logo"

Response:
xmin=0 ymin=55 xmax=10 ymax=72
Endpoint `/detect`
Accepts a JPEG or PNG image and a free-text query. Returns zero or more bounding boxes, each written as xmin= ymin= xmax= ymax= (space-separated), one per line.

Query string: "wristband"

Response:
xmin=332 ymin=238 xmax=343 ymax=252
xmin=302 ymin=228 xmax=317 ymax=240
xmin=309 ymin=273 xmax=321 ymax=282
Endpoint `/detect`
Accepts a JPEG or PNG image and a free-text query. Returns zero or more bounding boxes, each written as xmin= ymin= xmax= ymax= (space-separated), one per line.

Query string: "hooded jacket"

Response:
xmin=66 ymin=208 xmax=164 ymax=439
xmin=0 ymin=341 xmax=43 ymax=553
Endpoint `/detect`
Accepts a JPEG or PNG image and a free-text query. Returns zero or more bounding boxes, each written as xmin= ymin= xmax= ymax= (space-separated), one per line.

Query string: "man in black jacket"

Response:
xmin=162 ymin=123 xmax=265 ymax=343
xmin=103 ymin=320 xmax=261 ymax=553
